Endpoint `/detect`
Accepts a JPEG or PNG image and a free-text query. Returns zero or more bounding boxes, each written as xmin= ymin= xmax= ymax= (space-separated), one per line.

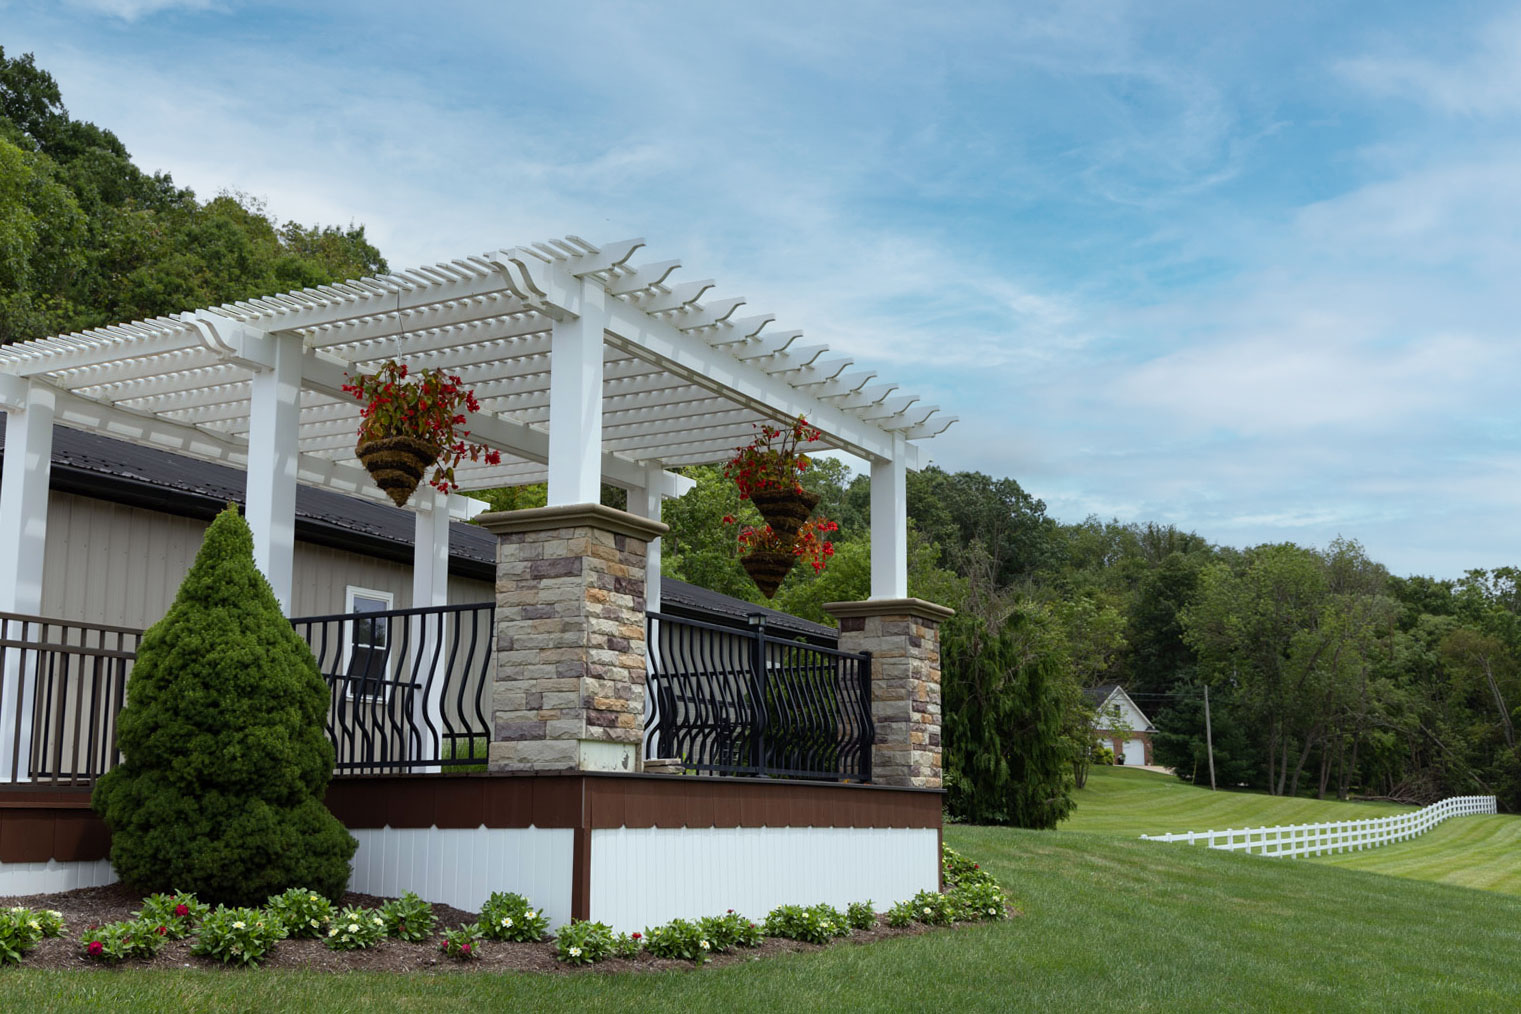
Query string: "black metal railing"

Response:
xmin=292 ymin=602 xmax=494 ymax=775
xmin=0 ymin=612 xmax=139 ymax=787
xmin=643 ymin=611 xmax=873 ymax=782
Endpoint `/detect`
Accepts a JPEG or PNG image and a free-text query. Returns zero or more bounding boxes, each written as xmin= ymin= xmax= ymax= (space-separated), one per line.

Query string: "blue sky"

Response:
xmin=6 ymin=0 xmax=1521 ymax=578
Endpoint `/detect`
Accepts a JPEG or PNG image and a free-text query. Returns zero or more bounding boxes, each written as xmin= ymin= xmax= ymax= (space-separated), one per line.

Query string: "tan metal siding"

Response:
xmin=39 ymin=491 xmax=493 ymax=628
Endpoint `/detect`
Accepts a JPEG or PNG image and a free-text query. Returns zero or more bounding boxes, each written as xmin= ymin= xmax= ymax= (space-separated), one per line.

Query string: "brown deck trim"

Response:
xmin=324 ymin=772 xmax=944 ymax=831
xmin=0 ymin=790 xmax=110 ymax=864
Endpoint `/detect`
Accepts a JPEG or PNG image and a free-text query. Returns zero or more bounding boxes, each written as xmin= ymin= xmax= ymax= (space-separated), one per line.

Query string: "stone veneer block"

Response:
xmin=479 ymin=504 xmax=668 ymax=774
xmin=824 ymin=597 xmax=954 ymax=790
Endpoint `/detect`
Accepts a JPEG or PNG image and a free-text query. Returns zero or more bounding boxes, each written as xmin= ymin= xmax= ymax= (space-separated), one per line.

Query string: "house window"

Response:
xmin=344 ymin=586 xmax=394 ymax=700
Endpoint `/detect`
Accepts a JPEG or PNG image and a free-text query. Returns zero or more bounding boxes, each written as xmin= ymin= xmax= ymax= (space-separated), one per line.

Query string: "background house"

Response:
xmin=1085 ymin=684 xmax=1155 ymax=766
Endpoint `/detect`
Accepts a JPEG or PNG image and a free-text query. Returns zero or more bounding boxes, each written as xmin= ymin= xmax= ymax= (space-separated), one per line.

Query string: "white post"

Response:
xmin=546 ymin=282 xmax=607 ymax=507
xmin=631 ymin=468 xmax=665 ymax=759
xmin=410 ymin=488 xmax=451 ymax=772
xmin=869 ymin=434 xmax=908 ymax=599
xmin=0 ymin=382 xmax=55 ymax=782
xmin=245 ymin=332 xmax=303 ymax=613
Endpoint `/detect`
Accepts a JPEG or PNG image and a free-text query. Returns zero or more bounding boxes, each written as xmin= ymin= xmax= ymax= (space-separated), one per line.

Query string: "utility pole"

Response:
xmin=1204 ymin=683 xmax=1217 ymax=791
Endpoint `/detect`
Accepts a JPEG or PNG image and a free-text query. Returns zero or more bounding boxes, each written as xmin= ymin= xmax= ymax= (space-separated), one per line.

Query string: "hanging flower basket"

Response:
xmin=355 ymin=435 xmax=443 ymax=508
xmin=723 ymin=416 xmax=823 ymax=504
xmin=343 ymin=360 xmax=501 ymax=507
xmin=749 ymin=487 xmax=821 ymax=541
xmin=741 ymin=550 xmax=796 ymax=599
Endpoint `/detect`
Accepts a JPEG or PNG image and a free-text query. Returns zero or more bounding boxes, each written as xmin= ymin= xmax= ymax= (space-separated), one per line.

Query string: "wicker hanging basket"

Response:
xmin=741 ymin=549 xmax=797 ymax=599
xmin=748 ymin=488 xmax=821 ymax=541
xmin=355 ymin=435 xmax=442 ymax=507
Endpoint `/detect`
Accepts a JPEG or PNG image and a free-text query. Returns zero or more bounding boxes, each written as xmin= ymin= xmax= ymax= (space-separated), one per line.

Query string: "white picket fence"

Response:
xmin=1139 ymin=795 xmax=1497 ymax=859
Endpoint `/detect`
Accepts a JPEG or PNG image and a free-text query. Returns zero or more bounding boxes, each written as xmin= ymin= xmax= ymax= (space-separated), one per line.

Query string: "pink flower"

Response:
xmin=460 ymin=943 xmax=472 ymax=954
xmin=88 ymin=940 xmax=103 ymax=956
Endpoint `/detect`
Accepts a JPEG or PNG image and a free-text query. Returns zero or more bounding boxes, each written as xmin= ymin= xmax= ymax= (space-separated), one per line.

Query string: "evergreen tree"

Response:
xmin=93 ymin=506 xmax=356 ymax=904
xmin=942 ymin=607 xmax=1076 ymax=827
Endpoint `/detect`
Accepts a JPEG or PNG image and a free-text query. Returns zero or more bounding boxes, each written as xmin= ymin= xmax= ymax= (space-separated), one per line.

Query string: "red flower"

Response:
xmin=460 ymin=943 xmax=472 ymax=954
xmin=156 ymin=925 xmax=168 ymax=935
xmin=631 ymin=932 xmax=641 ymax=940
xmin=87 ymin=940 xmax=103 ymax=956
xmin=174 ymin=903 xmax=189 ymax=917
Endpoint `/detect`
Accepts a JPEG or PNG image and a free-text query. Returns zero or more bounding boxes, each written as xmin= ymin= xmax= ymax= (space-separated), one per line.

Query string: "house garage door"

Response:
xmin=1122 ymin=739 xmax=1146 ymax=766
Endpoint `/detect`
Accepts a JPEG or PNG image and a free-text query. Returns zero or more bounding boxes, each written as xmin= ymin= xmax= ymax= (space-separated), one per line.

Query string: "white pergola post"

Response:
xmin=546 ymin=282 xmax=608 ymax=507
xmin=0 ymin=381 xmax=55 ymax=614
xmin=411 ymin=488 xmax=451 ymax=771
xmin=0 ymin=381 xmax=55 ymax=782
xmin=244 ymin=332 xmax=303 ymax=613
xmin=633 ymin=468 xmax=665 ymax=615
xmin=870 ymin=436 xmax=909 ymax=600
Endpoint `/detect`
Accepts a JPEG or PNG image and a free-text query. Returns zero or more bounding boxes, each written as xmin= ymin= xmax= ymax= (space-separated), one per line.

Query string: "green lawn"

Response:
xmin=1313 ymin=813 xmax=1521 ymax=894
xmin=7 ymin=820 xmax=1521 ymax=1011
xmin=1061 ymin=765 xmax=1415 ymax=836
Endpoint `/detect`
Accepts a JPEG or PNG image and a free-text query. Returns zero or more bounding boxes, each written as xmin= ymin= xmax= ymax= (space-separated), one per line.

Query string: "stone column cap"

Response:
xmin=476 ymin=502 xmax=669 ymax=542
xmin=823 ymin=597 xmax=956 ymax=622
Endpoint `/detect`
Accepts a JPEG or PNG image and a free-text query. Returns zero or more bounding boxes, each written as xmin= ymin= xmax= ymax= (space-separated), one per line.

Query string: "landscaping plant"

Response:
xmin=325 ymin=906 xmax=387 ymax=951
xmin=191 ymin=905 xmax=285 ymax=966
xmin=643 ymin=917 xmax=712 ymax=964
xmin=266 ymin=887 xmax=334 ymax=939
xmin=555 ymin=920 xmax=616 ymax=965
xmin=908 ymin=890 xmax=957 ymax=926
xmin=379 ymin=891 xmax=436 ymax=941
xmin=135 ymin=891 xmax=208 ymax=939
xmin=0 ymin=907 xmax=54 ymax=965
xmin=81 ymin=919 xmax=169 ymax=963
xmin=885 ymin=899 xmax=917 ymax=928
xmin=762 ymin=903 xmax=850 ymax=944
xmin=846 ymin=901 xmax=876 ymax=930
xmin=699 ymin=910 xmax=763 ymax=951
xmin=92 ymin=506 xmax=358 ymax=905
xmin=476 ymin=892 xmax=550 ymax=942
xmin=439 ymin=924 xmax=481 ymax=961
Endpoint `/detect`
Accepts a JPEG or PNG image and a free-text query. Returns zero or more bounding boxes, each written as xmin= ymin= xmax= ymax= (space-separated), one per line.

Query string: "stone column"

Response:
xmin=479 ymin=503 xmax=667 ymax=773
xmin=824 ymin=598 xmax=954 ymax=788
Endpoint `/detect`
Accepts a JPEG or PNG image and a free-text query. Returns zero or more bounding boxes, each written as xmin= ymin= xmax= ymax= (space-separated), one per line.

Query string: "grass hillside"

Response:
xmin=1061 ymin=765 xmax=1415 ymax=836
xmin=7 ymin=823 xmax=1521 ymax=1011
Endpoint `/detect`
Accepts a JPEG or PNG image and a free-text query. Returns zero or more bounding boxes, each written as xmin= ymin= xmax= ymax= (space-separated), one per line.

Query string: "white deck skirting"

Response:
xmin=347 ymin=826 xmax=574 ymax=926
xmin=589 ymin=825 xmax=939 ymax=931
xmin=0 ymin=858 xmax=116 ymax=897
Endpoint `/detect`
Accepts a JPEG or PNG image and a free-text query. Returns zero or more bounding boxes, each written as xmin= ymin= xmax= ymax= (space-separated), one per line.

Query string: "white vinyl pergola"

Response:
xmin=0 ymin=235 xmax=955 ymax=618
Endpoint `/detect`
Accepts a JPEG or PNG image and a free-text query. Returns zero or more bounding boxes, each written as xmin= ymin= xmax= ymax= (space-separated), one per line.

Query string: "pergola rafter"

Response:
xmin=0 ymin=235 xmax=956 ymax=616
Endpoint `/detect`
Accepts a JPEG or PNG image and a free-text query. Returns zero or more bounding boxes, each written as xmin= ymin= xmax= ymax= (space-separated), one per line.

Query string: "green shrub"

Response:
xmin=191 ymin=905 xmax=285 ymax=966
xmin=846 ymin=901 xmax=876 ymax=930
xmin=325 ymin=906 xmax=386 ymax=950
xmin=477 ymin=892 xmax=549 ymax=942
xmin=439 ymin=924 xmax=481 ymax=961
xmin=908 ymin=890 xmax=956 ymax=926
xmin=885 ymin=900 xmax=916 ymax=927
xmin=763 ymin=903 xmax=849 ymax=944
xmin=643 ymin=917 xmax=711 ymax=963
xmin=699 ymin=910 xmax=763 ymax=951
xmin=32 ymin=908 xmax=65 ymax=939
xmin=0 ymin=907 xmax=50 ymax=964
xmin=266 ymin=887 xmax=334 ymax=938
xmin=379 ymin=892 xmax=436 ymax=941
xmin=555 ymin=920 xmax=615 ymax=965
xmin=942 ymin=844 xmax=996 ymax=889
xmin=92 ymin=507 xmax=357 ymax=905
xmin=950 ymin=880 xmax=1010 ymax=921
xmin=612 ymin=930 xmax=643 ymax=958
xmin=81 ymin=918 xmax=168 ymax=963
xmin=136 ymin=891 xmax=208 ymax=939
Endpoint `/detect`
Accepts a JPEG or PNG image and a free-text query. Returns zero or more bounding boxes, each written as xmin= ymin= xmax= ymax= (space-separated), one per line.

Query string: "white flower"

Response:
xmin=328 ymin=927 xmax=339 ymax=937
xmin=232 ymin=921 xmax=246 ymax=930
xmin=372 ymin=916 xmax=384 ymax=926
xmin=922 ymin=907 xmax=932 ymax=915
xmin=27 ymin=920 xmax=39 ymax=930
xmin=501 ymin=916 xmax=513 ymax=928
xmin=568 ymin=946 xmax=582 ymax=957
xmin=309 ymin=919 xmax=320 ymax=928
xmin=526 ymin=910 xmax=537 ymax=919
xmin=699 ymin=939 xmax=711 ymax=950
xmin=348 ymin=923 xmax=360 ymax=933
xmin=48 ymin=910 xmax=62 ymax=918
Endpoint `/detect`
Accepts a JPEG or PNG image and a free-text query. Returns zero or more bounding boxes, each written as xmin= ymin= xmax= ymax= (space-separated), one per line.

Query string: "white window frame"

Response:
xmin=342 ymin=585 xmax=395 ymax=702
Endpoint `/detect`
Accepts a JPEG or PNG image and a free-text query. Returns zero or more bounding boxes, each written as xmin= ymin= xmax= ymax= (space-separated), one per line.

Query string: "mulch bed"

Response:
xmin=2 ymin=884 xmax=987 ymax=974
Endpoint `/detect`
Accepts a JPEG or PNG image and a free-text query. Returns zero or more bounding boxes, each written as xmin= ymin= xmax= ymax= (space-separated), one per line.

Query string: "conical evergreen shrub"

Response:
xmin=93 ymin=505 xmax=356 ymax=904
